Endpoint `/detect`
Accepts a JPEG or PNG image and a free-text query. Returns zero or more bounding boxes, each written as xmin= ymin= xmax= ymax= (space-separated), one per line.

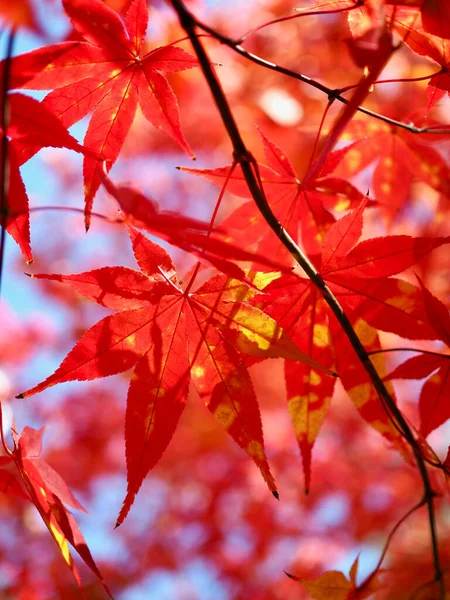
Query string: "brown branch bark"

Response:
xmin=169 ymin=0 xmax=445 ymax=595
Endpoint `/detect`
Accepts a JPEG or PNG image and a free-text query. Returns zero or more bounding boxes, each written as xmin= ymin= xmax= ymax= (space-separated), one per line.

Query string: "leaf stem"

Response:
xmin=183 ymin=161 xmax=237 ymax=295
xmin=170 ymin=1 xmax=445 ymax=595
xmin=338 ymin=68 xmax=445 ymax=93
xmin=368 ymin=347 xmax=449 ymax=359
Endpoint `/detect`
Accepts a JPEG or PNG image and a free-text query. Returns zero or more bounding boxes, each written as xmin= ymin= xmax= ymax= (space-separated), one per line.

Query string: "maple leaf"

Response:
xmin=253 ymin=199 xmax=449 ymax=489
xmin=0 ymin=412 xmax=112 ymax=597
xmin=287 ymin=556 xmax=383 ymax=599
xmin=101 ymin=172 xmax=308 ymax=283
xmin=181 ymin=130 xmax=366 ymax=260
xmin=2 ymin=141 xmax=32 ymax=264
xmin=4 ymin=0 xmax=198 ymax=229
xmin=1 ymin=93 xmax=89 ymax=264
xmin=386 ymin=278 xmax=450 ymax=437
xmin=8 ymin=92 xmax=87 ymax=165
xmin=386 ymin=0 xmax=450 ymax=40
xmin=420 ymin=0 xmax=450 ymax=40
xmin=334 ymin=119 xmax=450 ymax=220
xmin=17 ymin=227 xmax=335 ymax=524
xmin=386 ymin=6 xmax=450 ymax=108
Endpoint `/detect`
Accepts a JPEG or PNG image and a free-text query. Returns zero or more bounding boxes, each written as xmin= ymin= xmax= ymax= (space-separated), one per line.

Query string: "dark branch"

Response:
xmin=169 ymin=1 xmax=445 ymax=595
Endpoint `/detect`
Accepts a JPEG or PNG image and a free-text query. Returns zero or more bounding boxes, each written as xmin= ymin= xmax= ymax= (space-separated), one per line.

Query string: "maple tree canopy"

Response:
xmin=0 ymin=0 xmax=449 ymax=598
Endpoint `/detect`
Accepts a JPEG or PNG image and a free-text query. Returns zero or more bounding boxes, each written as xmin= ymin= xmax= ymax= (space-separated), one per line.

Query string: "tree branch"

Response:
xmin=170 ymin=1 xmax=445 ymax=595
xmin=190 ymin=16 xmax=450 ymax=136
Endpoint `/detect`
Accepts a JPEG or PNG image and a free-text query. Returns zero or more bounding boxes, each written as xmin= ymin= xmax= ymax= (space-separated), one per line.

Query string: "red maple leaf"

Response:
xmin=287 ymin=555 xmax=383 ymax=599
xmin=387 ymin=6 xmax=450 ymax=108
xmin=385 ymin=0 xmax=450 ymax=40
xmin=334 ymin=119 xmax=450 ymax=220
xmin=8 ymin=92 xmax=86 ymax=165
xmin=101 ymin=172 xmax=310 ymax=283
xmin=0 ymin=411 xmax=111 ymax=597
xmin=181 ymin=130 xmax=366 ymax=261
xmin=253 ymin=199 xmax=449 ymax=489
xmin=4 ymin=0 xmax=198 ymax=229
xmin=2 ymin=92 xmax=88 ymax=263
xmin=386 ymin=278 xmax=450 ymax=437
xmin=2 ymin=142 xmax=32 ymax=264
xmin=17 ymin=226 xmax=335 ymax=524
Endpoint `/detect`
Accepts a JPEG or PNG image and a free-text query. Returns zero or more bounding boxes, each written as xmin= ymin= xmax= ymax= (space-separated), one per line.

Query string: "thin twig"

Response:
xmin=236 ymin=1 xmax=362 ymax=44
xmin=338 ymin=68 xmax=445 ymax=93
xmin=169 ymin=1 xmax=445 ymax=595
xmin=358 ymin=499 xmax=425 ymax=593
xmin=368 ymin=347 xmax=449 ymax=360
xmin=191 ymin=18 xmax=450 ymax=135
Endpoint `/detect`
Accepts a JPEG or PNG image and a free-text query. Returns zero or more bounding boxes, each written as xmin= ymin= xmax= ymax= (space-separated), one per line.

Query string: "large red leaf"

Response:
xmin=18 ymin=227 xmax=335 ymax=524
xmin=1 ymin=92 xmax=91 ymax=263
xmin=181 ymin=130 xmax=366 ymax=260
xmin=387 ymin=7 xmax=450 ymax=108
xmin=3 ymin=0 xmax=198 ymax=229
xmin=102 ymin=173 xmax=305 ymax=283
xmin=335 ymin=119 xmax=450 ymax=220
xmin=8 ymin=92 xmax=86 ymax=165
xmin=254 ymin=201 xmax=447 ymax=487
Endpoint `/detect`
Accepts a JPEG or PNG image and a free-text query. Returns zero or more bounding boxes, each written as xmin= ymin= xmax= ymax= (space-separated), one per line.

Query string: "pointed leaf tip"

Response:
xmin=15 ymin=394 xmax=24 ymax=399
xmin=272 ymin=490 xmax=279 ymax=500
xmin=114 ymin=521 xmax=121 ymax=529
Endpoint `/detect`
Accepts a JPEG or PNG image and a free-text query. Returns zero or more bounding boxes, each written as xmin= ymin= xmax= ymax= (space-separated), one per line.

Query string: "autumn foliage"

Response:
xmin=1 ymin=0 xmax=450 ymax=598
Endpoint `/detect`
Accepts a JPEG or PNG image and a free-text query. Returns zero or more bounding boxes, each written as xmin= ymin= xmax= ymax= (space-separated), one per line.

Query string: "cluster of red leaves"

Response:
xmin=0 ymin=412 xmax=112 ymax=598
xmin=1 ymin=0 xmax=450 ymax=597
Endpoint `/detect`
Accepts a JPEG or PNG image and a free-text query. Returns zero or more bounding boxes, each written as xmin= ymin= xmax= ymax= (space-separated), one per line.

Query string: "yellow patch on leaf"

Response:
xmin=304 ymin=370 xmax=322 ymax=386
xmin=246 ymin=440 xmax=265 ymax=461
xmin=348 ymin=382 xmax=372 ymax=409
xmin=288 ymin=394 xmax=330 ymax=443
xmin=192 ymin=365 xmax=205 ymax=378
xmin=353 ymin=319 xmax=377 ymax=346
xmin=49 ymin=522 xmax=73 ymax=568
xmin=213 ymin=401 xmax=239 ymax=429
xmin=313 ymin=323 xmax=330 ymax=348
